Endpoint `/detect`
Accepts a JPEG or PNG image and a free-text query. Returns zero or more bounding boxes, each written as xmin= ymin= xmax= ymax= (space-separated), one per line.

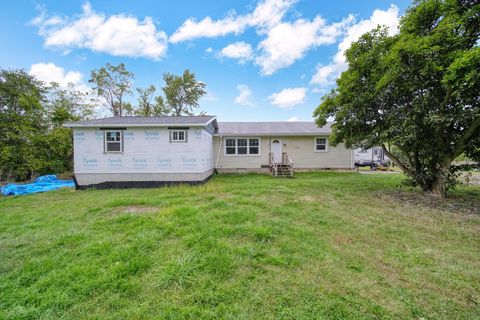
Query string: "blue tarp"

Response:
xmin=1 ymin=175 xmax=75 ymax=196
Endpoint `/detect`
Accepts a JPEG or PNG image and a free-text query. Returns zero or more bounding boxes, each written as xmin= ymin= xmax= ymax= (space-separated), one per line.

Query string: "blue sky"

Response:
xmin=0 ymin=0 xmax=411 ymax=121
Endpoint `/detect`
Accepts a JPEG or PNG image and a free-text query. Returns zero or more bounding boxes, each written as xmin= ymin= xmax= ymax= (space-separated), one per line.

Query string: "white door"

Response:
xmin=271 ymin=139 xmax=282 ymax=163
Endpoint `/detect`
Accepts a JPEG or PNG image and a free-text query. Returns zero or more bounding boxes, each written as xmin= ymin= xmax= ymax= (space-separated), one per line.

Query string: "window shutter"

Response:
xmin=185 ymin=130 xmax=188 ymax=142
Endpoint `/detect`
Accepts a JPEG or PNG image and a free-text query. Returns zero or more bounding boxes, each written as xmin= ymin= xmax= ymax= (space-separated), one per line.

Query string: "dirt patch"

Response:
xmin=117 ymin=206 xmax=159 ymax=214
xmin=376 ymin=191 xmax=480 ymax=215
xmin=299 ymin=195 xmax=316 ymax=202
xmin=334 ymin=235 xmax=353 ymax=244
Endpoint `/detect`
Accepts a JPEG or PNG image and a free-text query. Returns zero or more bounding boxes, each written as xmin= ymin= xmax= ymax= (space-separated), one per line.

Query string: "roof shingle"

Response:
xmin=216 ymin=122 xmax=331 ymax=135
xmin=64 ymin=116 xmax=216 ymax=127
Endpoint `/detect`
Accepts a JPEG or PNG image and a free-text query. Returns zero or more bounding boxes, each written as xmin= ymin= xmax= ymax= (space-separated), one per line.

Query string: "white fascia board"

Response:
xmin=205 ymin=117 xmax=217 ymax=126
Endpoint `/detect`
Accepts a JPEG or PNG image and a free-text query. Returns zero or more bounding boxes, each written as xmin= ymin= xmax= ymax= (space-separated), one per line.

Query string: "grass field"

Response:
xmin=1 ymin=172 xmax=479 ymax=319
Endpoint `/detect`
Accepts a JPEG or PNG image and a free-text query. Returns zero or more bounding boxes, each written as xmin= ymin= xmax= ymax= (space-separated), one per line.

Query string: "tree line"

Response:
xmin=89 ymin=64 xmax=206 ymax=117
xmin=0 ymin=65 xmax=206 ymax=181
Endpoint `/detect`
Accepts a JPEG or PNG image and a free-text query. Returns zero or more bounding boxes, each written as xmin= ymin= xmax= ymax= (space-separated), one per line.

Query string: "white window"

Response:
xmin=225 ymin=138 xmax=236 ymax=154
xmin=315 ymin=137 xmax=328 ymax=152
xmin=224 ymin=138 xmax=260 ymax=155
xmin=170 ymin=130 xmax=187 ymax=142
xmin=105 ymin=131 xmax=123 ymax=153
xmin=249 ymin=138 xmax=259 ymax=154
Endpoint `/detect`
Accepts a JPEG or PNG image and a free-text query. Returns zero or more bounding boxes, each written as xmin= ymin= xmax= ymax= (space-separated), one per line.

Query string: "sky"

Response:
xmin=0 ymin=0 xmax=411 ymax=121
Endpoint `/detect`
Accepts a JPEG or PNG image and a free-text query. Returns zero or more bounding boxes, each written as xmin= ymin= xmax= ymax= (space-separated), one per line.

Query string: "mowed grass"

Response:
xmin=0 ymin=173 xmax=479 ymax=319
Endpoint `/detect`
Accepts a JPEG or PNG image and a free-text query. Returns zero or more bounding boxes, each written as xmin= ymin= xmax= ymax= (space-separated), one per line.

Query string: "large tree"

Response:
xmin=0 ymin=69 xmax=94 ymax=180
xmin=47 ymin=82 xmax=94 ymax=126
xmin=314 ymin=0 xmax=479 ymax=197
xmin=0 ymin=69 xmax=46 ymax=180
xmin=134 ymin=85 xmax=169 ymax=116
xmin=89 ymin=63 xmax=134 ymax=117
xmin=157 ymin=70 xmax=206 ymax=116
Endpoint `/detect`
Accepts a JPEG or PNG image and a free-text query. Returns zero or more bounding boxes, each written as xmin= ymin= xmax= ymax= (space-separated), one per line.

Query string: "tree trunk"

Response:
xmin=430 ymin=176 xmax=447 ymax=198
xmin=429 ymin=162 xmax=450 ymax=198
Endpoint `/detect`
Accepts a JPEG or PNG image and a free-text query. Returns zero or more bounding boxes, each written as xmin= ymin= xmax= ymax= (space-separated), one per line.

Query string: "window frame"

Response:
xmin=104 ymin=130 xmax=123 ymax=153
xmin=314 ymin=137 xmax=328 ymax=152
xmin=224 ymin=137 xmax=261 ymax=156
xmin=170 ymin=129 xmax=188 ymax=143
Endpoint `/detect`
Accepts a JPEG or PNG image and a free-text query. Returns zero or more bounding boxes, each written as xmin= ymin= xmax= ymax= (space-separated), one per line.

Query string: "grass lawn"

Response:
xmin=1 ymin=172 xmax=479 ymax=319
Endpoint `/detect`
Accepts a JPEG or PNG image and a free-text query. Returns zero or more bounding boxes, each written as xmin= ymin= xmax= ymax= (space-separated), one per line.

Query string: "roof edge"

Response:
xmin=63 ymin=123 xmax=212 ymax=128
xmin=213 ymin=133 xmax=330 ymax=137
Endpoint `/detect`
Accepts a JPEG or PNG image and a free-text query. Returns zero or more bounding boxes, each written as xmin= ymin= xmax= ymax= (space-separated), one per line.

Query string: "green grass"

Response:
xmin=1 ymin=172 xmax=479 ymax=319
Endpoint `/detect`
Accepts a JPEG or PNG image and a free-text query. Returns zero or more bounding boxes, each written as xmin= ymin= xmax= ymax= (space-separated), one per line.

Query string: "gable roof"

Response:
xmin=64 ymin=116 xmax=217 ymax=128
xmin=216 ymin=122 xmax=331 ymax=136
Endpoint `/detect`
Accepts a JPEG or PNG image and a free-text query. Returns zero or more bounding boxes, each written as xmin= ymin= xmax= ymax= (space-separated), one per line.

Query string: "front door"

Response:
xmin=271 ymin=139 xmax=282 ymax=163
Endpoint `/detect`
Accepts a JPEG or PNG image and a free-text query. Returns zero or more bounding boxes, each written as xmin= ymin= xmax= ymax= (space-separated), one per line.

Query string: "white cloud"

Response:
xmin=169 ymin=0 xmax=295 ymax=43
xmin=205 ymin=47 xmax=213 ymax=53
xmin=311 ymin=5 xmax=400 ymax=87
xmin=268 ymin=87 xmax=307 ymax=108
xmin=202 ymin=90 xmax=218 ymax=102
xmin=287 ymin=116 xmax=299 ymax=121
xmin=29 ymin=62 xmax=86 ymax=89
xmin=31 ymin=2 xmax=168 ymax=60
xmin=29 ymin=62 xmax=99 ymax=113
xmin=256 ymin=16 xmax=352 ymax=75
xmin=235 ymin=84 xmax=254 ymax=106
xmin=171 ymin=0 xmax=396 ymax=76
xmin=219 ymin=41 xmax=253 ymax=63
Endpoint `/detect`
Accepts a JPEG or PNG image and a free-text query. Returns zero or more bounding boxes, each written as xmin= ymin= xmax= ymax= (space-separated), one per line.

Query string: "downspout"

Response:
xmin=215 ymin=135 xmax=223 ymax=172
xmin=351 ymin=148 xmax=354 ymax=170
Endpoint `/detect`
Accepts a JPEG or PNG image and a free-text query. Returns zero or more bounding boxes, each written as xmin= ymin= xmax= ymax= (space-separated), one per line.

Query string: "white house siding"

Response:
xmin=73 ymin=127 xmax=214 ymax=185
xmin=282 ymin=136 xmax=352 ymax=169
xmin=213 ymin=135 xmax=353 ymax=171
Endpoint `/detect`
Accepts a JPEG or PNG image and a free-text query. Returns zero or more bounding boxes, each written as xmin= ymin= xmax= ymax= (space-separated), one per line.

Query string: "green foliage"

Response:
xmin=134 ymin=85 xmax=169 ymax=116
xmin=0 ymin=69 xmax=93 ymax=181
xmin=0 ymin=173 xmax=479 ymax=318
xmin=0 ymin=69 xmax=46 ymax=180
xmin=314 ymin=0 xmax=480 ymax=197
xmin=47 ymin=82 xmax=94 ymax=126
xmin=157 ymin=69 xmax=206 ymax=116
xmin=89 ymin=63 xmax=134 ymax=117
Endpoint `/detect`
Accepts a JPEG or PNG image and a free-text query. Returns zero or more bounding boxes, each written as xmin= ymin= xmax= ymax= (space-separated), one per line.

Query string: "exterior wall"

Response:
xmin=75 ymin=170 xmax=214 ymax=186
xmin=72 ymin=128 xmax=353 ymax=186
xmin=283 ymin=136 xmax=353 ymax=169
xmin=73 ymin=127 xmax=214 ymax=182
xmin=213 ymin=136 xmax=270 ymax=170
xmin=213 ymin=135 xmax=353 ymax=170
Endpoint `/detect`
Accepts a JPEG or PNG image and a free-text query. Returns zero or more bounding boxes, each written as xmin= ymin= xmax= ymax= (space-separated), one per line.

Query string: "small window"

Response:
xmin=249 ymin=138 xmax=259 ymax=154
xmin=373 ymin=149 xmax=378 ymax=156
xmin=170 ymin=130 xmax=187 ymax=142
xmin=226 ymin=138 xmax=236 ymax=155
xmin=315 ymin=138 xmax=327 ymax=152
xmin=105 ymin=131 xmax=123 ymax=153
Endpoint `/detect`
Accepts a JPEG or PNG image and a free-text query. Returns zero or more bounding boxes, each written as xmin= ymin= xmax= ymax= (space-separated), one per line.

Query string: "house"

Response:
xmin=64 ymin=116 xmax=354 ymax=189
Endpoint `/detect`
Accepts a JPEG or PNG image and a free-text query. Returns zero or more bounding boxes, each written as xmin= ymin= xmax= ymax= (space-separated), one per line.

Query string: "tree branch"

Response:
xmin=453 ymin=116 xmax=480 ymax=158
xmin=381 ymin=144 xmax=410 ymax=174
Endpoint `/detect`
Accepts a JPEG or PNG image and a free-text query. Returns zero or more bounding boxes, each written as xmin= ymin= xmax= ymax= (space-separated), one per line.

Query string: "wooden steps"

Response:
xmin=269 ymin=152 xmax=294 ymax=178
xmin=275 ymin=164 xmax=293 ymax=177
